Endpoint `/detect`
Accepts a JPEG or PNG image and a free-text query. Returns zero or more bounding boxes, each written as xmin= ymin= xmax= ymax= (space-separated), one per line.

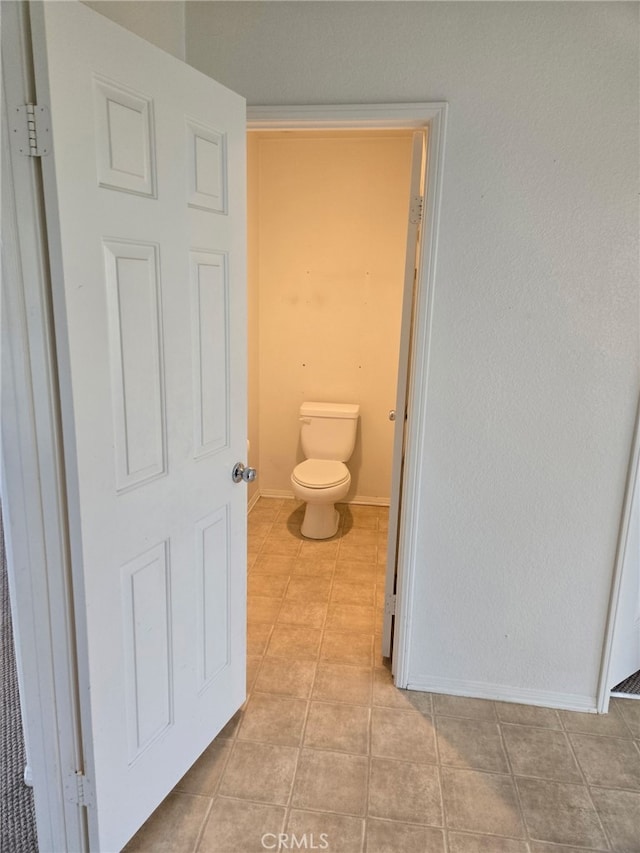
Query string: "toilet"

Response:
xmin=291 ymin=401 xmax=360 ymax=539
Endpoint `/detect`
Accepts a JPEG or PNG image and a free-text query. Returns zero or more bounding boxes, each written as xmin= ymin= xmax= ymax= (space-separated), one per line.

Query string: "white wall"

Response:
xmin=251 ymin=131 xmax=413 ymax=503
xmin=83 ymin=1 xmax=185 ymax=59
xmin=187 ymin=2 xmax=639 ymax=708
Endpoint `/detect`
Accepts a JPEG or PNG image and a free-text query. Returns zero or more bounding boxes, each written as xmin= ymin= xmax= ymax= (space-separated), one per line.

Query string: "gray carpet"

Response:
xmin=613 ymin=668 xmax=640 ymax=695
xmin=1 ymin=507 xmax=39 ymax=852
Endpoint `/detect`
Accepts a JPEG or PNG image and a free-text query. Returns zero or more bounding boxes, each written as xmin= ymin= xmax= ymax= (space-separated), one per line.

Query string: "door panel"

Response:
xmin=382 ymin=131 xmax=426 ymax=661
xmin=31 ymin=3 xmax=247 ymax=850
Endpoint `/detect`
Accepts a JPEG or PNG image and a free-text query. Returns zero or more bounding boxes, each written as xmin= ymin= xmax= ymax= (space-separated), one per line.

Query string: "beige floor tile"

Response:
xmin=612 ymin=697 xmax=640 ymax=738
xmin=589 ymin=786 xmax=640 ymax=852
xmin=238 ymin=693 xmax=308 ymax=747
xmin=448 ymin=832 xmax=528 ymax=853
xmin=292 ymin=749 xmax=368 ymax=816
xmin=341 ymin=528 xmax=378 ymax=546
xmin=441 ymin=767 xmax=524 ymax=838
xmin=515 ymin=777 xmax=607 ymax=847
xmin=247 ymin=622 xmax=273 ymax=656
xmin=267 ymin=623 xmax=323 ymax=660
xmin=248 ymin=573 xmax=289 ymax=599
xmin=253 ymin=657 xmax=317 ymax=698
xmin=528 ymin=844 xmax=608 ymax=853
xmin=405 ymin=690 xmax=434 ymax=716
xmin=338 ymin=541 xmax=378 ymax=563
xmin=299 ymin=539 xmax=341 ymax=559
xmin=436 ymin=716 xmax=508 ymax=773
xmin=365 ymin=819 xmax=445 ymax=853
xmin=247 ymin=655 xmax=262 ymax=694
xmin=325 ymin=603 xmax=376 ymax=634
xmin=334 ymin=561 xmax=380 ymax=582
xmin=261 ymin=537 xmax=302 ymax=557
xmin=219 ymin=741 xmax=298 ymax=805
xmin=495 ymin=702 xmax=562 ymax=730
xmin=368 ymin=757 xmax=442 ymax=826
xmin=248 ymin=533 xmax=268 ymax=552
xmin=276 ymin=502 xmax=304 ymax=522
xmin=175 ymin=739 xmax=231 ymax=796
xmin=266 ymin=523 xmax=304 ymax=540
xmin=304 ymin=701 xmax=370 ymax=754
xmin=250 ymin=501 xmax=284 ymax=515
xmin=501 ymin=725 xmax=582 ymax=783
xmin=252 ymin=555 xmax=298 ymax=575
xmin=284 ymin=575 xmax=333 ymax=602
xmin=248 ymin=521 xmax=273 ymax=539
xmin=343 ymin=506 xmax=379 ymax=529
xmin=287 ymin=809 xmax=364 ymax=853
xmin=312 ymin=663 xmax=373 ymax=706
xmin=373 ymin=635 xmax=387 ymax=669
xmin=331 ymin=579 xmax=376 ymax=606
xmin=321 ymin=631 xmax=373 ymax=667
xmin=123 ymin=792 xmax=211 ymax=852
xmin=293 ymin=557 xmax=336 ymax=577
xmin=277 ymin=599 xmax=328 ymax=628
xmin=559 ymin=703 xmax=634 ymax=738
xmin=197 ymin=797 xmax=285 ymax=853
xmin=569 ymin=732 xmax=640 ymax=789
xmin=372 ymin=706 xmax=437 ymax=764
xmin=433 ymin=694 xmax=497 ymax=721
xmin=247 ymin=595 xmax=282 ymax=625
xmin=218 ymin=709 xmax=243 ymax=740
xmin=372 ymin=668 xmax=415 ymax=709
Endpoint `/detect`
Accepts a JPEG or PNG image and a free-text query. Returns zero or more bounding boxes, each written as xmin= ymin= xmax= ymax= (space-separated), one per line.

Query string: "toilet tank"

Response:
xmin=299 ymin=402 xmax=360 ymax=461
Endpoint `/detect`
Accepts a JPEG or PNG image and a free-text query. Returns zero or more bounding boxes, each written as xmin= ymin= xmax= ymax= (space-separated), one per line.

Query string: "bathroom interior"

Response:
xmin=245 ymin=128 xmax=419 ymax=649
xmin=248 ymin=130 xmax=412 ymax=506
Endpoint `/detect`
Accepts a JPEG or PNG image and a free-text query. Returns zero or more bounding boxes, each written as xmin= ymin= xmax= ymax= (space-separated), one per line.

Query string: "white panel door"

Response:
xmin=30 ymin=3 xmax=247 ymax=850
xmin=382 ymin=132 xmax=425 ymax=660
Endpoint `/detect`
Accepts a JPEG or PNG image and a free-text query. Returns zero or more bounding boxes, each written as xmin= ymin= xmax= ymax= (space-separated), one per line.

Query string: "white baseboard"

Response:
xmin=258 ymin=488 xmax=389 ymax=507
xmin=247 ymin=491 xmax=261 ymax=514
xmin=406 ymin=674 xmax=598 ymax=713
xmin=24 ymin=765 xmax=33 ymax=787
xmin=611 ymin=691 xmax=640 ymax=701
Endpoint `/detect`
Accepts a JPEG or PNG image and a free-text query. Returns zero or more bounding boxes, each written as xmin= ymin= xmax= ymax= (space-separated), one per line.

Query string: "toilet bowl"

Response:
xmin=291 ymin=459 xmax=351 ymax=539
xmin=290 ymin=402 xmax=360 ymax=540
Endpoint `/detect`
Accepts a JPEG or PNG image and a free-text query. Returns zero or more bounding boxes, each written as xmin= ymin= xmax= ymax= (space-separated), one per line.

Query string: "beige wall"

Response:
xmin=83 ymin=1 xmax=185 ymax=59
xmin=250 ymin=131 xmax=413 ymax=502
xmin=247 ymin=133 xmax=260 ymax=505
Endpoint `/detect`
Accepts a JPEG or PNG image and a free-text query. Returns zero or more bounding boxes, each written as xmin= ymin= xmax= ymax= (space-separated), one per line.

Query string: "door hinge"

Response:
xmin=409 ymin=194 xmax=423 ymax=225
xmin=65 ymin=771 xmax=94 ymax=808
xmin=385 ymin=593 xmax=396 ymax=616
xmin=12 ymin=104 xmax=51 ymax=157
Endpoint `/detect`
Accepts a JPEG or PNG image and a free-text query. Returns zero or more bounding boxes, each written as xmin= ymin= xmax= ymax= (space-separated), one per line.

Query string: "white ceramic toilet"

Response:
xmin=291 ymin=402 xmax=360 ymax=539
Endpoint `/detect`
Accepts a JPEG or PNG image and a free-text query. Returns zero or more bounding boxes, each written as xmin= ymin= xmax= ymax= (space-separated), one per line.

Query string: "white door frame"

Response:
xmin=597 ymin=393 xmax=640 ymax=713
xmin=1 ymin=2 xmax=86 ymax=850
xmin=247 ymin=104 xmax=448 ymax=686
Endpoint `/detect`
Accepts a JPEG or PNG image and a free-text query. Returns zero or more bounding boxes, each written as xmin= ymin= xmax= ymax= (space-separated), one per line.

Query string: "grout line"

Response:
xmin=562 ymin=726 xmax=614 ymax=851
xmin=191 ymin=795 xmax=215 ymax=853
xmin=494 ymin=709 xmax=532 ymax=851
xmin=429 ymin=700 xmax=450 ymax=852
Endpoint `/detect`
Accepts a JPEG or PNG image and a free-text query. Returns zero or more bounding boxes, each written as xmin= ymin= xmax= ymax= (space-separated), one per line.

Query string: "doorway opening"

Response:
xmin=245 ymin=104 xmax=447 ymax=685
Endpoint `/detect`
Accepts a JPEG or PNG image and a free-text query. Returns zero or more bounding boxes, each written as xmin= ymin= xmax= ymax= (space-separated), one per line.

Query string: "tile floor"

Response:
xmin=126 ymin=498 xmax=640 ymax=853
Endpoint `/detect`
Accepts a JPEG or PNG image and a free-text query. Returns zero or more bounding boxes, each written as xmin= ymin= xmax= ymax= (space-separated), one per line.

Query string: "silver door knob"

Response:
xmin=232 ymin=462 xmax=257 ymax=484
xmin=388 ymin=410 xmax=396 ymax=422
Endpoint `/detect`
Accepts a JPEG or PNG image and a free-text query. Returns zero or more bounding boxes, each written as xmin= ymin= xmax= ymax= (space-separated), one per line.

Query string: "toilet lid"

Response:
xmin=292 ymin=459 xmax=349 ymax=489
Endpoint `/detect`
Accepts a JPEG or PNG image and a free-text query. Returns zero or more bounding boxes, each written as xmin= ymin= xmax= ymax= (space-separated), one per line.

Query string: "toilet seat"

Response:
xmin=292 ymin=459 xmax=349 ymax=489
